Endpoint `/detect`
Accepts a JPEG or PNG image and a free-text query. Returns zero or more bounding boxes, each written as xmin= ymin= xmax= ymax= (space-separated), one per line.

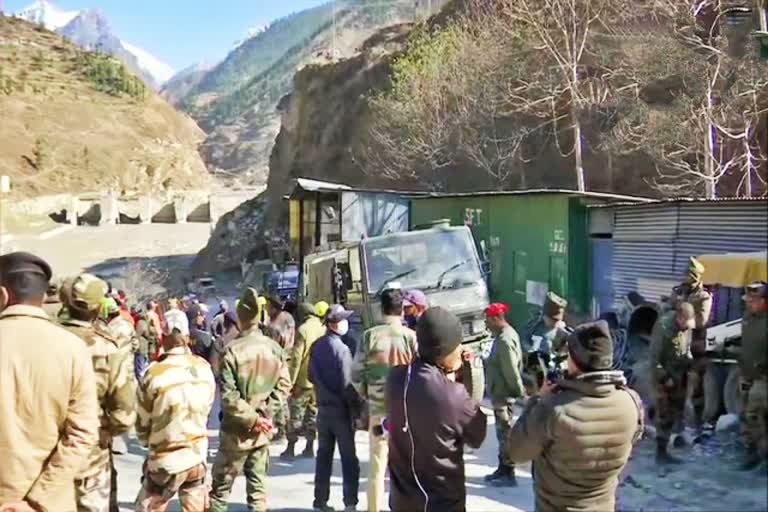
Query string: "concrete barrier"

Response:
xmin=3 ymin=188 xmax=263 ymax=230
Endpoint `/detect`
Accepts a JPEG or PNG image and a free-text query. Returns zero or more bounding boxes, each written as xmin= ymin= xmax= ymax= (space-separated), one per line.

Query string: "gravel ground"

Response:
xmin=7 ymin=223 xmax=768 ymax=512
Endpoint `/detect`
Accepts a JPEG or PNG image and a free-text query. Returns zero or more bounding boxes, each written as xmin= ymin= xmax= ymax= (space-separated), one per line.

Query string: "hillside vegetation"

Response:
xmin=0 ymin=15 xmax=209 ymax=197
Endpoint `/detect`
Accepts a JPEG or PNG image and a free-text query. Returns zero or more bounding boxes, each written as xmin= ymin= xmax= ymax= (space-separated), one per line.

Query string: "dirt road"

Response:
xmin=4 ymin=224 xmax=767 ymax=511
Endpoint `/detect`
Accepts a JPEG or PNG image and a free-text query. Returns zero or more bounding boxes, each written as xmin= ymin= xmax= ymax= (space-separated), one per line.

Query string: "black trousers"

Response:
xmin=314 ymin=408 xmax=360 ymax=507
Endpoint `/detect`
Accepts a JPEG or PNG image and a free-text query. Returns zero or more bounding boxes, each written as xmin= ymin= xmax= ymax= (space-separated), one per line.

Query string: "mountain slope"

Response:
xmin=0 ymin=15 xmax=209 ymax=197
xmin=160 ymin=63 xmax=212 ymax=106
xmin=183 ymin=0 xmax=422 ymax=185
xmin=14 ymin=1 xmax=173 ymax=88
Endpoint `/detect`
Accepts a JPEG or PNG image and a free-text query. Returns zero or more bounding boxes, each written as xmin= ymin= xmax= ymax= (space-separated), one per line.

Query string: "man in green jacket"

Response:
xmin=281 ymin=302 xmax=326 ymax=461
xmin=650 ymin=301 xmax=695 ymax=466
xmin=739 ymin=281 xmax=768 ymax=471
xmin=484 ymin=302 xmax=524 ymax=487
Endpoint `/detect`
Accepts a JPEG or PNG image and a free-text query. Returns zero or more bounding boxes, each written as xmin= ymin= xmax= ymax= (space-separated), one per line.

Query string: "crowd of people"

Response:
xmin=0 ymin=249 xmax=765 ymax=512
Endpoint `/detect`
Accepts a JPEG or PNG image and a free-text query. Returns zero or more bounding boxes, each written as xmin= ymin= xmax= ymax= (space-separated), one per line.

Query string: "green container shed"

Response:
xmin=410 ymin=190 xmax=649 ymax=331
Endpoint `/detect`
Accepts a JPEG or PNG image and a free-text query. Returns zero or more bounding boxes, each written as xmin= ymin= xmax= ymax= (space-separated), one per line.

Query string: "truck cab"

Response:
xmin=302 ymin=222 xmax=491 ymax=401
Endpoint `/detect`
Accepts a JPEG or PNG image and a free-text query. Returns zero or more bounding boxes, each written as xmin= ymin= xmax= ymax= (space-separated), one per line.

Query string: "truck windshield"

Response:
xmin=363 ymin=229 xmax=483 ymax=293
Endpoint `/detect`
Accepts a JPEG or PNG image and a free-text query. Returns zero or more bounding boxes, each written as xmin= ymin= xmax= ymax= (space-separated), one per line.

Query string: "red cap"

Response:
xmin=484 ymin=303 xmax=509 ymax=317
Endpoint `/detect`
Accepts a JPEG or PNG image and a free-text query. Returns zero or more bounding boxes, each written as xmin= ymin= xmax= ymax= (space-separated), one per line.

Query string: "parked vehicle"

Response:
xmin=186 ymin=275 xmax=217 ymax=299
xmin=698 ymin=251 xmax=768 ymax=418
xmin=302 ymin=220 xmax=491 ymax=401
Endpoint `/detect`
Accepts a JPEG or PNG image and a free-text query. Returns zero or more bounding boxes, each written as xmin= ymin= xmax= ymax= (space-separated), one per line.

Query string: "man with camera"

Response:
xmin=505 ymin=321 xmax=643 ymax=512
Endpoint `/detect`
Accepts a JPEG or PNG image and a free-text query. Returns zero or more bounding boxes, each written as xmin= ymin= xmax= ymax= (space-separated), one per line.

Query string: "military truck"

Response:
xmin=302 ymin=220 xmax=491 ymax=401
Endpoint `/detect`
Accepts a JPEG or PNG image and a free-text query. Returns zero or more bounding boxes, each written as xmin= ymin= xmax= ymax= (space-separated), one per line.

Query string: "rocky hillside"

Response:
xmin=180 ymin=0 xmax=431 ymax=186
xmin=192 ymin=23 xmax=413 ymax=273
xmin=0 ymin=15 xmax=209 ymax=197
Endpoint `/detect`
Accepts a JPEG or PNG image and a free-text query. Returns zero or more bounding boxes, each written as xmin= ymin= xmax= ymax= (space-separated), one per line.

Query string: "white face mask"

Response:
xmin=332 ymin=319 xmax=350 ymax=337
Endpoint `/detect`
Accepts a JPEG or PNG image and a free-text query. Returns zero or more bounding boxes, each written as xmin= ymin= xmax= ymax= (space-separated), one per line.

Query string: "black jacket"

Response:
xmin=385 ymin=359 xmax=487 ymax=512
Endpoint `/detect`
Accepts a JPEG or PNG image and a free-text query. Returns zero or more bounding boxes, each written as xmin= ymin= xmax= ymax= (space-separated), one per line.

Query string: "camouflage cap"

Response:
xmin=236 ymin=287 xmax=262 ymax=321
xmin=745 ymin=281 xmax=768 ymax=299
xmin=543 ymin=291 xmax=567 ymax=319
xmin=298 ymin=302 xmax=315 ymax=320
xmin=68 ymin=273 xmax=109 ymax=312
xmin=686 ymin=257 xmax=705 ymax=283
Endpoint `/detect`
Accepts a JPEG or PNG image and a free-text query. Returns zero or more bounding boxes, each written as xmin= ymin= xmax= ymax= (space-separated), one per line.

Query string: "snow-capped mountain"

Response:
xmin=14 ymin=1 xmax=174 ymax=88
xmin=15 ymin=0 xmax=77 ymax=30
xmin=122 ymin=42 xmax=175 ymax=85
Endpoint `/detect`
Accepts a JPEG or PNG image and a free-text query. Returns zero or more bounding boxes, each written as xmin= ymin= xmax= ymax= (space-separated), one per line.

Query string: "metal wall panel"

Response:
xmin=613 ymin=204 xmax=678 ymax=241
xmin=610 ymin=201 xmax=768 ymax=305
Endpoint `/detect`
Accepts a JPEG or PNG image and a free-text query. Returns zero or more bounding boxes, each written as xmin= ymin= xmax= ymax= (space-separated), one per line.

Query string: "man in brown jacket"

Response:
xmin=0 ymin=252 xmax=100 ymax=512
xmin=505 ymin=321 xmax=643 ymax=512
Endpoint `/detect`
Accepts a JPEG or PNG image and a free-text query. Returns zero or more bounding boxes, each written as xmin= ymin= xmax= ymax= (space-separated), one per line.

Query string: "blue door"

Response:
xmin=591 ymin=239 xmax=614 ymax=316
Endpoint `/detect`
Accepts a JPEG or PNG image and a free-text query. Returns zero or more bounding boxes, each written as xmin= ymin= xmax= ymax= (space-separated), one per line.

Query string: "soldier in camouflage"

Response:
xmin=522 ymin=292 xmax=569 ymax=395
xmin=650 ymin=301 xmax=695 ymax=467
xmin=738 ymin=281 xmax=768 ymax=471
xmin=281 ymin=302 xmax=326 ymax=461
xmin=209 ymin=288 xmax=292 ymax=512
xmin=265 ymin=294 xmax=296 ymax=440
xmin=668 ymin=257 xmax=713 ymax=435
xmin=60 ymin=273 xmax=137 ymax=512
xmin=352 ymin=289 xmax=416 ymax=512
xmin=135 ymin=327 xmax=216 ymax=512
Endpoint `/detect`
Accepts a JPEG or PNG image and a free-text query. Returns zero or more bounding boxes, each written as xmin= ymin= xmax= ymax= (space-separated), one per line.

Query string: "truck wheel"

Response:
xmin=703 ymin=363 xmax=725 ymax=422
xmin=462 ymin=357 xmax=486 ymax=403
xmin=724 ymin=366 xmax=742 ymax=416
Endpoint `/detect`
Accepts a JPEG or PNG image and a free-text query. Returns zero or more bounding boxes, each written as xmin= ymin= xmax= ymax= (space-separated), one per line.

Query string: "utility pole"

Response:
xmin=332 ymin=0 xmax=337 ymax=58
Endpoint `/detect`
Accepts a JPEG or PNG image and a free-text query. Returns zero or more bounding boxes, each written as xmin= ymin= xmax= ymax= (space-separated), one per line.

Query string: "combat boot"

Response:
xmin=656 ymin=441 xmax=683 ymax=466
xmin=491 ymin=466 xmax=518 ymax=487
xmin=280 ymin=441 xmax=296 ymax=461
xmin=300 ymin=438 xmax=315 ymax=459
xmin=484 ymin=457 xmax=506 ymax=483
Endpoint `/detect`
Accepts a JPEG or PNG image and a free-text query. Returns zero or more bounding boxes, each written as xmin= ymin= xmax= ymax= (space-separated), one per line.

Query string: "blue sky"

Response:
xmin=4 ymin=0 xmax=329 ymax=70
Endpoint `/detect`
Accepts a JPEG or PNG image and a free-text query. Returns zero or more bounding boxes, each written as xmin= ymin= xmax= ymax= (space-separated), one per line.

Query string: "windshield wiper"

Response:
xmin=436 ymin=258 xmax=472 ymax=289
xmin=374 ymin=268 xmax=416 ymax=297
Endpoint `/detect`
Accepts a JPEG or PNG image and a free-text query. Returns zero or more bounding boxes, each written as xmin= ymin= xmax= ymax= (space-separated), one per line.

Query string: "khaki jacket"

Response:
xmin=506 ymin=372 xmax=642 ymax=512
xmin=289 ymin=315 xmax=325 ymax=391
xmin=0 ymin=305 xmax=99 ymax=512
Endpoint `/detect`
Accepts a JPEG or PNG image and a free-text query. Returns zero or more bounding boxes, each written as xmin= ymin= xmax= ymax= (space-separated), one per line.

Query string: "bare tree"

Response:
xmin=499 ymin=0 xmax=630 ymax=192
xmin=112 ymin=260 xmax=170 ymax=305
xmin=604 ymin=0 xmax=768 ymax=197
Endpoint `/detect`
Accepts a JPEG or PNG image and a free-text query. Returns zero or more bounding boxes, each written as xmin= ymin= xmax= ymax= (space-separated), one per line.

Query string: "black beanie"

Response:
xmin=567 ymin=320 xmax=613 ymax=371
xmin=416 ymin=307 xmax=462 ymax=362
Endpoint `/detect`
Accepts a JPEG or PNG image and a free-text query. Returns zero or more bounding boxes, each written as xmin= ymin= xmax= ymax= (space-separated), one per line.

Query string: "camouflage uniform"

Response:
xmin=650 ymin=311 xmax=693 ymax=447
xmin=352 ymin=316 xmax=417 ymax=512
xmin=665 ymin=258 xmax=712 ymax=428
xmin=286 ymin=312 xmax=325 ymax=446
xmin=740 ymin=285 xmax=768 ymax=462
xmin=522 ymin=292 xmax=568 ymax=395
xmin=210 ymin=326 xmax=292 ymax=512
xmin=61 ymin=276 xmax=137 ymax=512
xmin=135 ymin=346 xmax=216 ymax=512
xmin=266 ymin=311 xmax=296 ymax=435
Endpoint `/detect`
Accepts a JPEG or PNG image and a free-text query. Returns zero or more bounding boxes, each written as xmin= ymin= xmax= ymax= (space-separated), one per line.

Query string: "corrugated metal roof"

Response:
xmin=416 ymin=188 xmax=653 ymax=203
xmin=290 ymin=178 xmax=429 ymax=198
xmin=589 ymin=196 xmax=768 ymax=208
